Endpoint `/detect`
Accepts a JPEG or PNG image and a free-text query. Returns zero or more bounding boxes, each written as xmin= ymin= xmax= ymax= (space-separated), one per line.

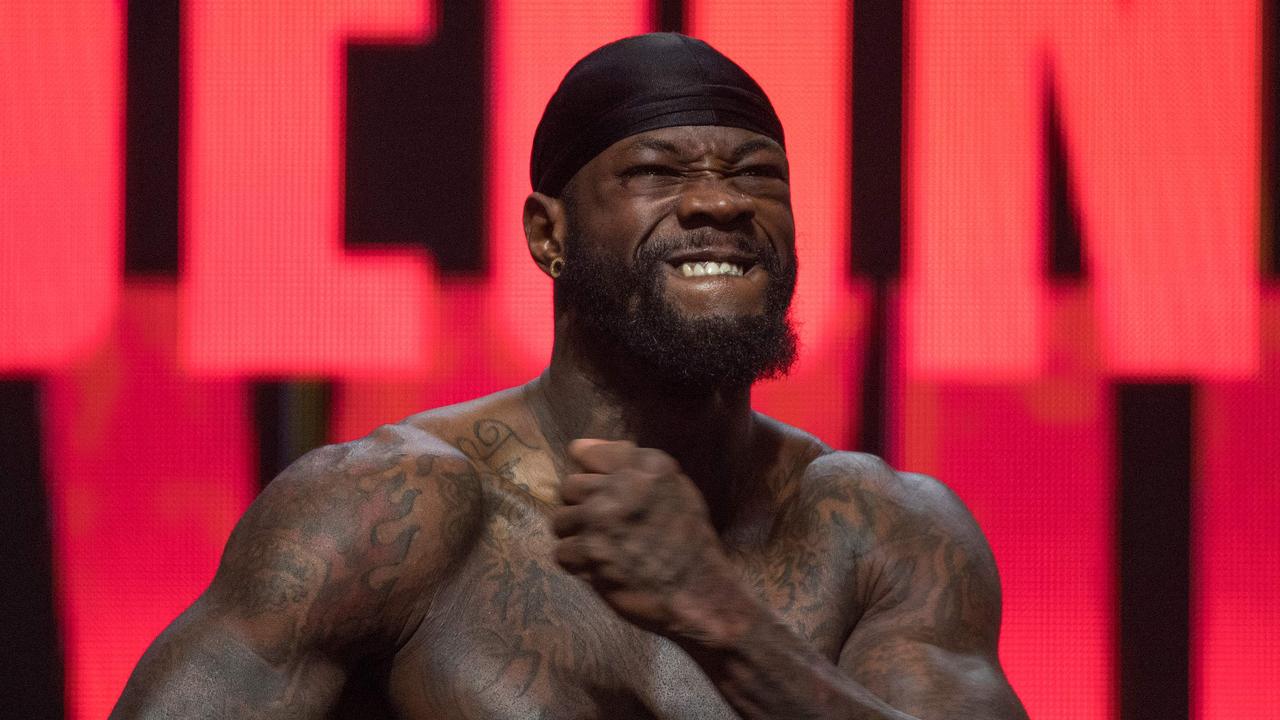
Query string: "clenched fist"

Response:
xmin=551 ymin=439 xmax=748 ymax=642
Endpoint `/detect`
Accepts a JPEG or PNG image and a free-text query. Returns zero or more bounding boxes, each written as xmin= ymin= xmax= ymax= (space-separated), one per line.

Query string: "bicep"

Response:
xmin=113 ymin=434 xmax=482 ymax=717
xmin=110 ymin=596 xmax=346 ymax=718
xmin=111 ymin=496 xmax=355 ymax=718
xmin=840 ymin=632 xmax=1023 ymax=720
xmin=839 ymin=583 xmax=1026 ymax=720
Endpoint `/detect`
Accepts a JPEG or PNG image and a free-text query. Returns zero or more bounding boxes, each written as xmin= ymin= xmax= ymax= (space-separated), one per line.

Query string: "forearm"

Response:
xmin=674 ymin=593 xmax=916 ymax=720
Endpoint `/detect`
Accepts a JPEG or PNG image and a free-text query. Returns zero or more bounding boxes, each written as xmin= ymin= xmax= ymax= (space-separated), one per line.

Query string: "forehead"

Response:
xmin=598 ymin=125 xmax=785 ymax=162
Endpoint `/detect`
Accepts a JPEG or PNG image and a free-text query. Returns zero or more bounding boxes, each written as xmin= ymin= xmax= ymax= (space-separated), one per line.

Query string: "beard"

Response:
xmin=555 ymin=225 xmax=799 ymax=394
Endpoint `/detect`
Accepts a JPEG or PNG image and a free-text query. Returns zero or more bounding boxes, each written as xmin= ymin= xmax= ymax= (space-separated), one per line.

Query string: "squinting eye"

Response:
xmin=623 ymin=164 xmax=680 ymax=178
xmin=736 ymin=165 xmax=786 ymax=180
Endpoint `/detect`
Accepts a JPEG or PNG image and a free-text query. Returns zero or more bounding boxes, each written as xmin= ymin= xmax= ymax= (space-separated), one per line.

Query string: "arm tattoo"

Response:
xmin=113 ymin=429 xmax=485 ymax=718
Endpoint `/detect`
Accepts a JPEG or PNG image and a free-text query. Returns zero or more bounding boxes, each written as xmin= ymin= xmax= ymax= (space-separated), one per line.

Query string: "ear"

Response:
xmin=524 ymin=192 xmax=568 ymax=277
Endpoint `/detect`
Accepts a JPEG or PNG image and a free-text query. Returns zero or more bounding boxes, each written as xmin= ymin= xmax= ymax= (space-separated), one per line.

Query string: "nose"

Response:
xmin=675 ymin=178 xmax=755 ymax=228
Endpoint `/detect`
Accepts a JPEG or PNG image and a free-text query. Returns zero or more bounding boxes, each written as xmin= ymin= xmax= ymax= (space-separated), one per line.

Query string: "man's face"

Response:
xmin=555 ymin=125 xmax=799 ymax=392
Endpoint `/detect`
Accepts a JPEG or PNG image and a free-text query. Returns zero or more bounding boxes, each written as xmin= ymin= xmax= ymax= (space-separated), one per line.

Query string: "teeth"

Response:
xmin=677 ymin=261 xmax=745 ymax=277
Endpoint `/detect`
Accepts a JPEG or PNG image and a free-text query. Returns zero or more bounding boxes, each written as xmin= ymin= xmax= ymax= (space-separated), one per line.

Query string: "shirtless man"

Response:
xmin=112 ymin=34 xmax=1028 ymax=719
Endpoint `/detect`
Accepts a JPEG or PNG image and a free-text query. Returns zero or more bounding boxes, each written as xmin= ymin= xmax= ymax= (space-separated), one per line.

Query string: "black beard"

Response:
xmin=555 ymin=227 xmax=799 ymax=394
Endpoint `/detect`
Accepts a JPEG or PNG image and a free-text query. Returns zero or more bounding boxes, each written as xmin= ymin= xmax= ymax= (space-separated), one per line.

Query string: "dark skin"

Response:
xmin=111 ymin=125 xmax=1028 ymax=719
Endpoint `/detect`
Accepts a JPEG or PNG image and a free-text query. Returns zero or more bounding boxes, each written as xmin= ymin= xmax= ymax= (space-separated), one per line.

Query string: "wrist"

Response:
xmin=666 ymin=559 xmax=769 ymax=654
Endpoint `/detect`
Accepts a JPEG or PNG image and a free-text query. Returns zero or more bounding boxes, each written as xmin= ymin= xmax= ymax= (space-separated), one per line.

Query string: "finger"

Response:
xmin=568 ymin=439 xmax=635 ymax=473
xmin=559 ymin=472 xmax=608 ymax=504
xmin=586 ymin=559 xmax=629 ymax=588
xmin=549 ymin=504 xmax=590 ymax=538
xmin=553 ymin=535 xmax=595 ymax=572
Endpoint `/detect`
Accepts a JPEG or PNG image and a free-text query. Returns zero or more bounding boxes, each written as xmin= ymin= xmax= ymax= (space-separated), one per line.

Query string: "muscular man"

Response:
xmin=113 ymin=34 xmax=1028 ymax=719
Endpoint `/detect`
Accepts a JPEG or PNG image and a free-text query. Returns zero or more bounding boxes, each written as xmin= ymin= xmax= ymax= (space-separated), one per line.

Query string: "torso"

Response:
xmin=334 ymin=387 xmax=877 ymax=719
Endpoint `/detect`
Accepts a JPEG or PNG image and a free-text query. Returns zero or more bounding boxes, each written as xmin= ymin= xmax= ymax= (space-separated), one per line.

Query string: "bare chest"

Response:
xmin=386 ymin=488 xmax=863 ymax=720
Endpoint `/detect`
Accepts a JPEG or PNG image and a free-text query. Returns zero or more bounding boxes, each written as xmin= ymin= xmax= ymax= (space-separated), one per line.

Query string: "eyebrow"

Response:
xmin=727 ymin=138 xmax=781 ymax=162
xmin=625 ymin=137 xmax=685 ymax=156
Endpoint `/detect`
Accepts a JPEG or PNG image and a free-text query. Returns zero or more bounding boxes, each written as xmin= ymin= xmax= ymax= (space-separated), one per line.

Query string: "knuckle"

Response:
xmin=635 ymin=449 xmax=677 ymax=475
xmin=623 ymin=502 xmax=651 ymax=522
xmin=611 ymin=479 xmax=651 ymax=511
xmin=591 ymin=496 xmax=626 ymax=522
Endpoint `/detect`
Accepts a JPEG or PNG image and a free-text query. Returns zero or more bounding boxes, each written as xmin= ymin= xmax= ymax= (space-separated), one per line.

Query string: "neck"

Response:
xmin=531 ymin=314 xmax=759 ymax=515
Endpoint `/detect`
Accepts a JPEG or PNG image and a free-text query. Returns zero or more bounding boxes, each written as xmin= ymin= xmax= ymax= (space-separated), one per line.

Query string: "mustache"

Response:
xmin=635 ymin=228 xmax=779 ymax=269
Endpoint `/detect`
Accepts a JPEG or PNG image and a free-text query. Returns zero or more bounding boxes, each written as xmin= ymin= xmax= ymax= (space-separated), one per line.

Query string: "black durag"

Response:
xmin=530 ymin=33 xmax=785 ymax=196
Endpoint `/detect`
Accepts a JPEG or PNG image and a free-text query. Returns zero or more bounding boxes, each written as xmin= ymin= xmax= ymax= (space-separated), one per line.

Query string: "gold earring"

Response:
xmin=549 ymin=257 xmax=564 ymax=278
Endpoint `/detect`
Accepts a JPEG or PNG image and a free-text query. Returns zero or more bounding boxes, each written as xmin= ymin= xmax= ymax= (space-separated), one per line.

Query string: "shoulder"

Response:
xmin=802 ymin=452 xmax=1002 ymax=649
xmin=247 ymin=421 xmax=485 ymax=550
xmin=210 ymin=421 xmax=487 ymax=650
xmin=752 ymin=413 xmax=985 ymax=544
xmin=802 ymin=450 xmax=995 ymax=570
xmin=804 ymin=452 xmax=984 ymax=537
